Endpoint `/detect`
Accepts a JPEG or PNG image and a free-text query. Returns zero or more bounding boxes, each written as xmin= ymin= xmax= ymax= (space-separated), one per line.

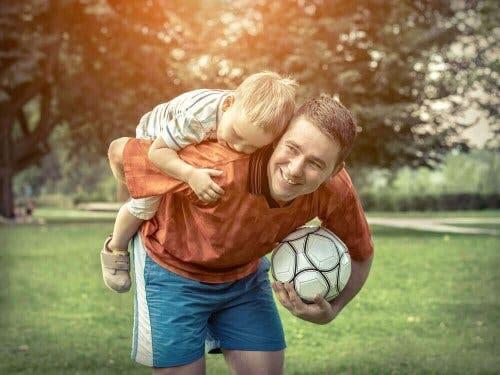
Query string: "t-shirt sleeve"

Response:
xmin=318 ymin=172 xmax=374 ymax=262
xmin=122 ymin=139 xmax=187 ymax=198
xmin=160 ymin=113 xmax=215 ymax=151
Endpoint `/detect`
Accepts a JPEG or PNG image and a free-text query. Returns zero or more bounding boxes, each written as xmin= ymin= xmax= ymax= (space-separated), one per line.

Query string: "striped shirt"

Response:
xmin=135 ymin=89 xmax=230 ymax=150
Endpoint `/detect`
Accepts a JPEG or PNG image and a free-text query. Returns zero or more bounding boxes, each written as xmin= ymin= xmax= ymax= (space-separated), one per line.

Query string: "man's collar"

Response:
xmin=248 ymin=145 xmax=271 ymax=195
xmin=248 ymin=145 xmax=292 ymax=208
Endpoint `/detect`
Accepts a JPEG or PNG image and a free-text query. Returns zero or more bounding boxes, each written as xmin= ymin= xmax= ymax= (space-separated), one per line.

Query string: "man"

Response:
xmin=108 ymin=95 xmax=374 ymax=374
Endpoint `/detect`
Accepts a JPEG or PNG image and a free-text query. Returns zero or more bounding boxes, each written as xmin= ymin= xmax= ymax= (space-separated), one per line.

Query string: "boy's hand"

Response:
xmin=187 ymin=168 xmax=225 ymax=203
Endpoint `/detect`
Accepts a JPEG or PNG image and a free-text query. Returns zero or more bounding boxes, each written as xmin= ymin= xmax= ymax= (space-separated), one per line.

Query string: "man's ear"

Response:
xmin=331 ymin=161 xmax=345 ymax=177
xmin=221 ymin=95 xmax=235 ymax=112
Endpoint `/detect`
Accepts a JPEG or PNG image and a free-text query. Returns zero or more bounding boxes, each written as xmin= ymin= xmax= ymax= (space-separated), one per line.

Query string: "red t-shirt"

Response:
xmin=124 ymin=139 xmax=373 ymax=283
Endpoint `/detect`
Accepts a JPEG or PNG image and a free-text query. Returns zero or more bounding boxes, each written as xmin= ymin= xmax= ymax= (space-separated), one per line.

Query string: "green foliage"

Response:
xmin=356 ymin=149 xmax=500 ymax=211
xmin=13 ymin=126 xmax=117 ymax=205
xmin=3 ymin=0 xmax=498 ymax=215
xmin=1 ymin=221 xmax=499 ymax=374
xmin=3 ymin=0 xmax=496 ymax=166
xmin=361 ymin=192 xmax=499 ymax=212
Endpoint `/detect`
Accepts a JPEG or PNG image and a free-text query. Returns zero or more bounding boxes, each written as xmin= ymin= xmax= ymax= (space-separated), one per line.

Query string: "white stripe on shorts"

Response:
xmin=131 ymin=234 xmax=154 ymax=366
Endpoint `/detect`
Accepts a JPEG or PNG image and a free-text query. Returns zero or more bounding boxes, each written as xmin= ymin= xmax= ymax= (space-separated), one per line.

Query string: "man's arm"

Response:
xmin=330 ymin=254 xmax=373 ymax=317
xmin=272 ymin=254 xmax=373 ymax=325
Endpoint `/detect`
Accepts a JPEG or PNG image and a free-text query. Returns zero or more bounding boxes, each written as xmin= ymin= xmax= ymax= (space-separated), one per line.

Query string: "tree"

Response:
xmin=193 ymin=0 xmax=471 ymax=169
xmin=3 ymin=0 xmax=496 ymax=215
xmin=0 ymin=1 xmax=61 ymax=217
xmin=0 ymin=0 xmax=196 ymax=216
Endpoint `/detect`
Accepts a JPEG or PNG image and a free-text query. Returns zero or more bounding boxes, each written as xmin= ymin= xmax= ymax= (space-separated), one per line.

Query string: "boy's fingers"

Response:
xmin=205 ymin=191 xmax=219 ymax=201
xmin=206 ymin=169 xmax=224 ymax=176
xmin=210 ymin=182 xmax=225 ymax=195
xmin=207 ymin=189 xmax=221 ymax=200
xmin=209 ymin=188 xmax=222 ymax=199
xmin=200 ymin=191 xmax=217 ymax=202
xmin=199 ymin=194 xmax=212 ymax=203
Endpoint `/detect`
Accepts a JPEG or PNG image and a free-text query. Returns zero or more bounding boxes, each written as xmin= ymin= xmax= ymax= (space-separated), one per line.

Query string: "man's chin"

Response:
xmin=271 ymin=189 xmax=295 ymax=203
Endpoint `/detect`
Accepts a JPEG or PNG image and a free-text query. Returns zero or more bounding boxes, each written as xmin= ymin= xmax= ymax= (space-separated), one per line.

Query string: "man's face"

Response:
xmin=267 ymin=116 xmax=342 ymax=202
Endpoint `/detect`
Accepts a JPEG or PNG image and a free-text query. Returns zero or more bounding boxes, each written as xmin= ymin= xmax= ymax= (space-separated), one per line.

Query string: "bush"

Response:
xmin=35 ymin=194 xmax=74 ymax=208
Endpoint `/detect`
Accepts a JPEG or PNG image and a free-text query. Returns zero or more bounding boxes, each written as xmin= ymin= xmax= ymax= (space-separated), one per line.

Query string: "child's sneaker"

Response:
xmin=100 ymin=235 xmax=131 ymax=293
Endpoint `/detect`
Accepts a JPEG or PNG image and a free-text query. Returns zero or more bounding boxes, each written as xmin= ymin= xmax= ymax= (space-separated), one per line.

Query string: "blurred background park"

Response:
xmin=1 ymin=0 xmax=499 ymax=374
xmin=1 ymin=0 xmax=499 ymax=214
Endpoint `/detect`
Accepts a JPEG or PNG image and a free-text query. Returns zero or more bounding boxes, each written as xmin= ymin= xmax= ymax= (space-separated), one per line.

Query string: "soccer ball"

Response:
xmin=271 ymin=226 xmax=351 ymax=302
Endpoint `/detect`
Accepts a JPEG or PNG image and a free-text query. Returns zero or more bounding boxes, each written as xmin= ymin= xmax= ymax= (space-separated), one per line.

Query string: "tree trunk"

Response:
xmin=0 ymin=117 xmax=14 ymax=218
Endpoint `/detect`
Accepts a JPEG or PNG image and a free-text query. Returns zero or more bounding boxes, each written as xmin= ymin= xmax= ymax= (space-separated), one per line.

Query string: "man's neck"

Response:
xmin=248 ymin=145 xmax=293 ymax=209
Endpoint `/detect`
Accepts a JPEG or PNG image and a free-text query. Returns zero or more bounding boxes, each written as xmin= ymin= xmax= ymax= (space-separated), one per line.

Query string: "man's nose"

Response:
xmin=288 ymin=156 xmax=304 ymax=177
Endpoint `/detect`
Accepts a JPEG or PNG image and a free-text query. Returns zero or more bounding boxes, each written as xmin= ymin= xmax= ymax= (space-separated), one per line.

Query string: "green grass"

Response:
xmin=1 ymin=223 xmax=499 ymax=374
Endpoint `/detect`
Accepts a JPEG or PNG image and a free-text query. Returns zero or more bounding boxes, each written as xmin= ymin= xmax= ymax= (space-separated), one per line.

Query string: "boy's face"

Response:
xmin=267 ymin=116 xmax=343 ymax=203
xmin=218 ymin=98 xmax=276 ymax=154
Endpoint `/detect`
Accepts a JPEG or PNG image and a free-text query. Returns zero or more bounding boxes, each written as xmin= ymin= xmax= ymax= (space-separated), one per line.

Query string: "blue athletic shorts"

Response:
xmin=130 ymin=234 xmax=286 ymax=368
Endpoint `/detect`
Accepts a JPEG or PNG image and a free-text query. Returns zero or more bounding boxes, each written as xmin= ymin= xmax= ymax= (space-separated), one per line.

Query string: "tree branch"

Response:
xmin=17 ymin=108 xmax=30 ymax=136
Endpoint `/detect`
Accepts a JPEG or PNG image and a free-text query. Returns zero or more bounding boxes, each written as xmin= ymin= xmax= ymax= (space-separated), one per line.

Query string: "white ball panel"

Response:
xmin=271 ymin=226 xmax=352 ymax=303
xmin=324 ymin=269 xmax=340 ymax=301
xmin=271 ymin=244 xmax=296 ymax=283
xmin=295 ymin=252 xmax=312 ymax=272
xmin=306 ymin=235 xmax=340 ymax=270
xmin=289 ymin=237 xmax=307 ymax=254
xmin=281 ymin=226 xmax=318 ymax=241
xmin=294 ymin=270 xmax=328 ymax=302
xmin=317 ymin=228 xmax=348 ymax=251
xmin=338 ymin=254 xmax=352 ymax=286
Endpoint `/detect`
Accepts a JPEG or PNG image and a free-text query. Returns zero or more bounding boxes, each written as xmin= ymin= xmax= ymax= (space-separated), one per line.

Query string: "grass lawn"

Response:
xmin=1 ymin=221 xmax=499 ymax=374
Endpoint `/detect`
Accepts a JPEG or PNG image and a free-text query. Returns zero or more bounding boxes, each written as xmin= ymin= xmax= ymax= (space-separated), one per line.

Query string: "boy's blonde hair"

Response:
xmin=234 ymin=71 xmax=298 ymax=135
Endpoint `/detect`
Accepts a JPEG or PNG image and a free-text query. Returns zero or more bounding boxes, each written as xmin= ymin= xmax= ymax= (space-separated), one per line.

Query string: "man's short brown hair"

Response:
xmin=294 ymin=95 xmax=357 ymax=164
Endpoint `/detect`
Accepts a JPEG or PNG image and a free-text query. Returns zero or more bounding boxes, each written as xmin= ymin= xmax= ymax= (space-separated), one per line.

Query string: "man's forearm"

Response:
xmin=330 ymin=254 xmax=373 ymax=316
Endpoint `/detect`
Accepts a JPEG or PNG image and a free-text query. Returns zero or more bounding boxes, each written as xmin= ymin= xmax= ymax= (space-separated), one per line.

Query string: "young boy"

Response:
xmin=101 ymin=71 xmax=298 ymax=292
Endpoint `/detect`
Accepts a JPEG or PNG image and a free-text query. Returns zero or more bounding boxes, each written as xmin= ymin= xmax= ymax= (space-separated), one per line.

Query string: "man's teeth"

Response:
xmin=282 ymin=171 xmax=297 ymax=185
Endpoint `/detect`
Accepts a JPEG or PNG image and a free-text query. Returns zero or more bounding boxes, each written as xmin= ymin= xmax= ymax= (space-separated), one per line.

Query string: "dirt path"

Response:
xmin=368 ymin=217 xmax=499 ymax=235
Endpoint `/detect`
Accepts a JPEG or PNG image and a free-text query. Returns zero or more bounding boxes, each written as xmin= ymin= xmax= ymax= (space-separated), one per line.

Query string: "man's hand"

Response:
xmin=187 ymin=168 xmax=225 ymax=203
xmin=272 ymin=282 xmax=338 ymax=325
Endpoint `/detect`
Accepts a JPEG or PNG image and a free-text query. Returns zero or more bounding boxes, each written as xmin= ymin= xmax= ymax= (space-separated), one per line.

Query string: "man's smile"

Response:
xmin=280 ymin=168 xmax=300 ymax=186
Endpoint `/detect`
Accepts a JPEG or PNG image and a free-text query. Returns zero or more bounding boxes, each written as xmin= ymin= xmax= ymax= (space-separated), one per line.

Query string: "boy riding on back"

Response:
xmin=101 ymin=71 xmax=298 ymax=293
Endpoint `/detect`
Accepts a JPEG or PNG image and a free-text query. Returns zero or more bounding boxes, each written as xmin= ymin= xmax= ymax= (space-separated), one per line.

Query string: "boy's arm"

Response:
xmin=148 ymin=137 xmax=225 ymax=202
xmin=148 ymin=136 xmax=196 ymax=182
